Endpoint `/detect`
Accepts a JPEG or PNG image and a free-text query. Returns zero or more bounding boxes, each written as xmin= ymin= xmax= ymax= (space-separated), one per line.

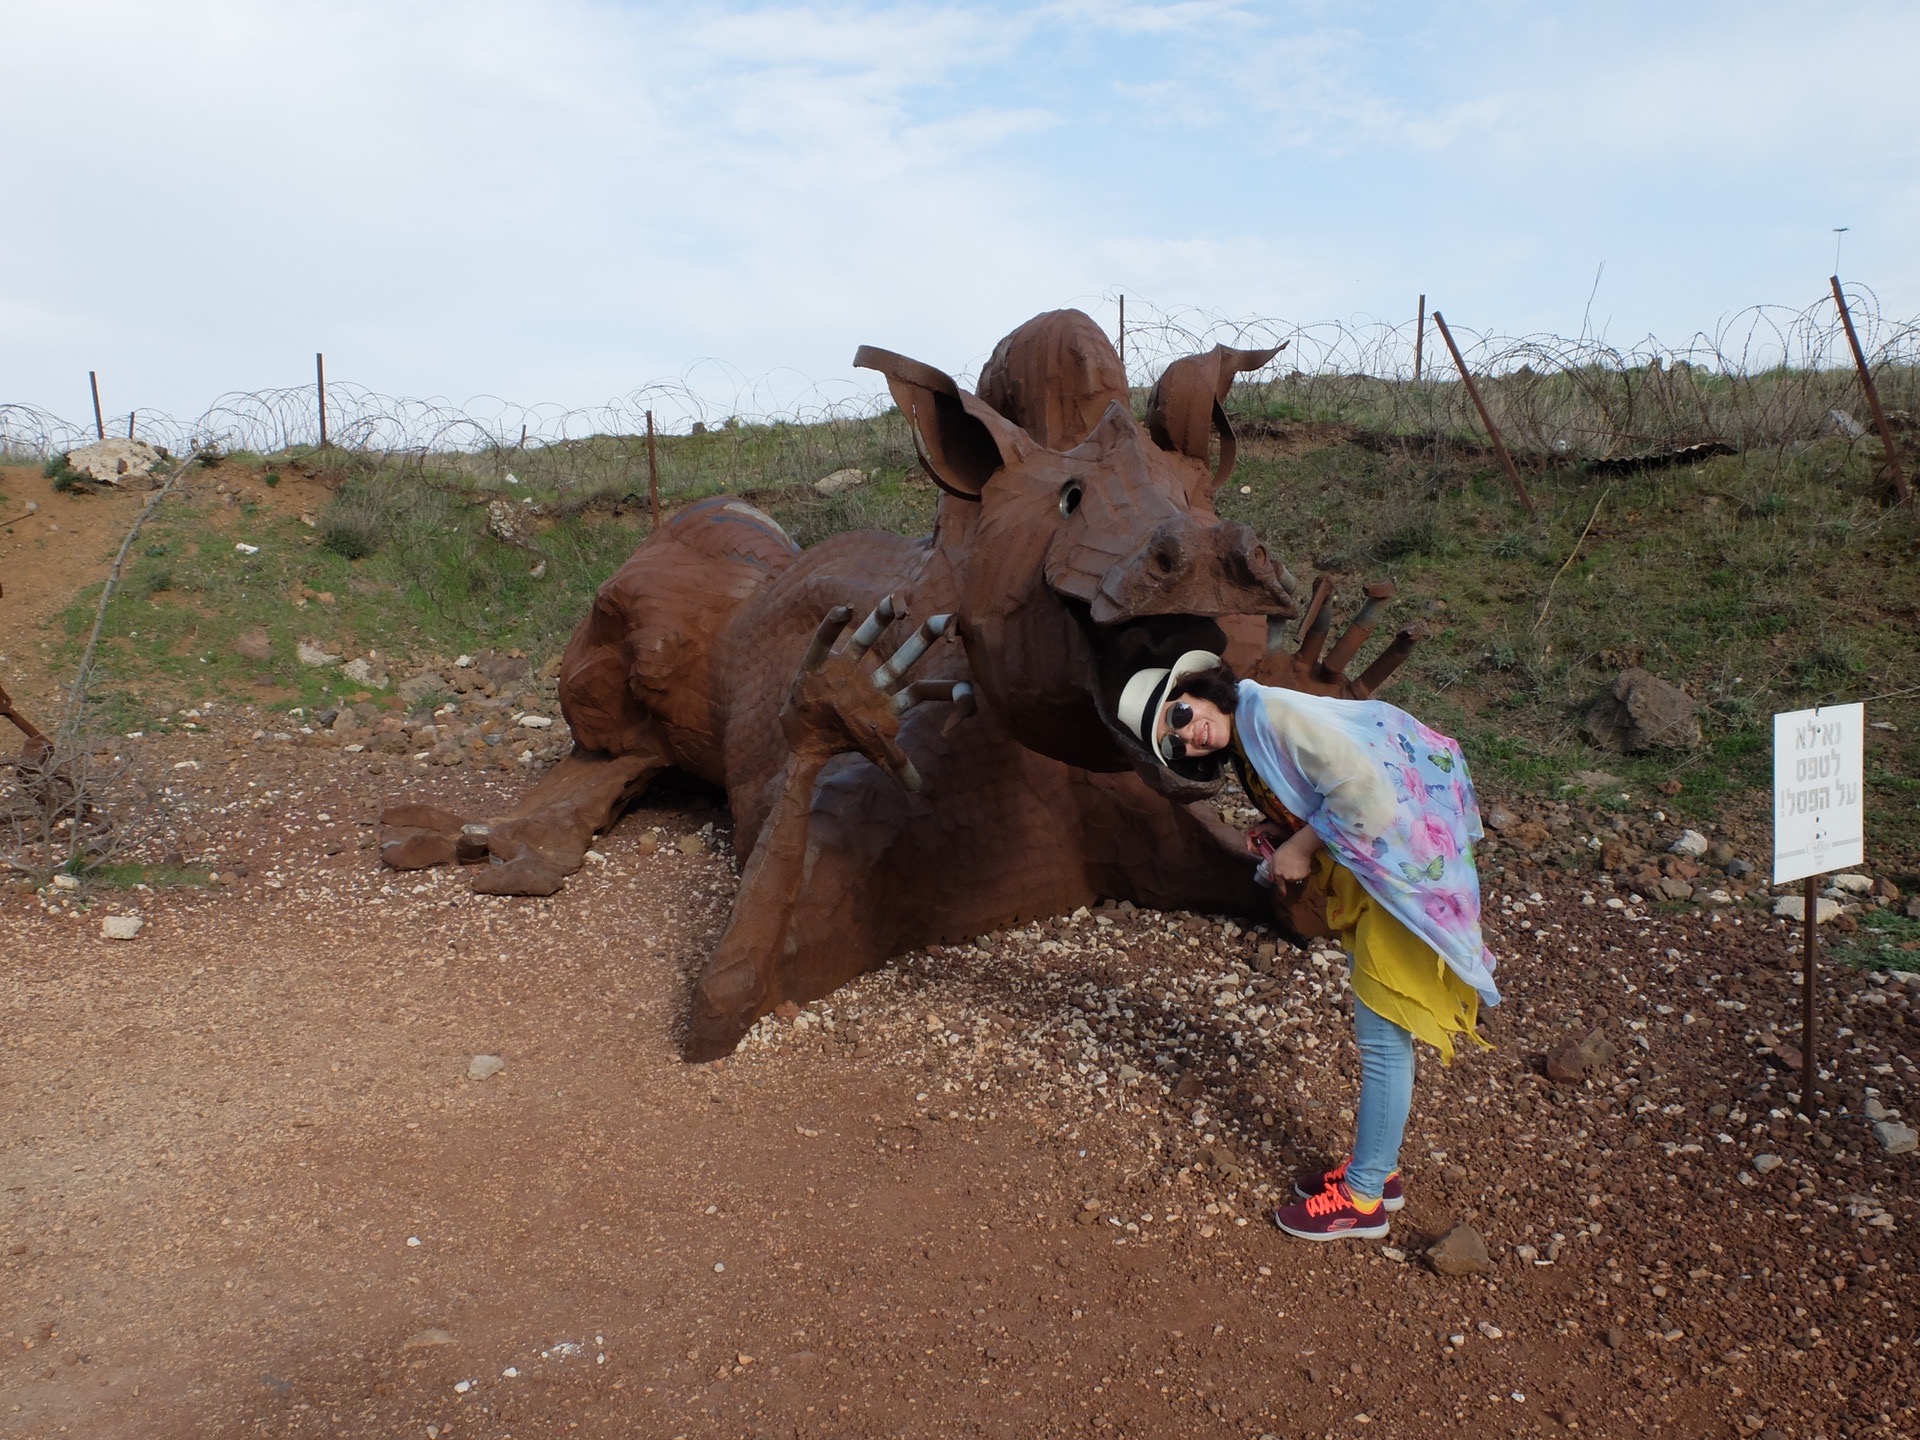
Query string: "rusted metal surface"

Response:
xmin=381 ymin=308 xmax=1423 ymax=1060
xmin=0 ymin=681 xmax=52 ymax=767
xmin=646 ymin=409 xmax=660 ymax=527
xmin=1413 ymin=294 xmax=1425 ymax=382
xmin=316 ymin=352 xmax=329 ymax=449
xmin=1431 ymin=311 xmax=1536 ymax=517
xmin=1799 ymin=873 xmax=1818 ymax=1117
xmin=1830 ymin=275 xmax=1910 ymax=504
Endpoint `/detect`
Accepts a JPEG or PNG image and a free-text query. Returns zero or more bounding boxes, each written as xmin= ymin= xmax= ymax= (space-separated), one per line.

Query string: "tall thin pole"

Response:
xmin=1413 ymin=294 xmax=1426 ymax=382
xmin=127 ymin=411 xmax=136 ymax=440
xmin=1830 ymin=275 xmax=1909 ymax=504
xmin=1117 ymin=294 xmax=1126 ymax=379
xmin=1431 ymin=311 xmax=1535 ymax=517
xmin=1799 ymin=874 xmax=1818 ymax=1115
xmin=315 ymin=352 xmax=328 ymax=450
xmin=646 ymin=409 xmax=660 ymax=528
xmin=89 ymin=372 xmax=105 ymax=440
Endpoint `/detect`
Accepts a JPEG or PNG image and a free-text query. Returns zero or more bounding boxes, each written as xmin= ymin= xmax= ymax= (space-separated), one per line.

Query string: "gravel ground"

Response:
xmin=2 ymin=719 xmax=1916 ymax=1440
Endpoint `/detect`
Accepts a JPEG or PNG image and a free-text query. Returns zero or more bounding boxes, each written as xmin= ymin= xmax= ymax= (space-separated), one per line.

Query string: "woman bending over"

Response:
xmin=1119 ymin=652 xmax=1499 ymax=1241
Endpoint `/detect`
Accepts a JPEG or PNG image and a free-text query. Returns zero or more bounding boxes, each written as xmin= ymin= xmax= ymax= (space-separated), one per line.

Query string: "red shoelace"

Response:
xmin=1305 ymin=1181 xmax=1353 ymax=1217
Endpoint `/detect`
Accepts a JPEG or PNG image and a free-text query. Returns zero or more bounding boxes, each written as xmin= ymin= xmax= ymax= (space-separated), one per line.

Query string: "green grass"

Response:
xmin=1216 ymin=431 xmax=1920 ymax=860
xmin=43 ymin=408 xmax=1920 ymax=865
xmin=1833 ymin=907 xmax=1920 ymax=973
xmin=83 ymin=862 xmax=213 ymax=889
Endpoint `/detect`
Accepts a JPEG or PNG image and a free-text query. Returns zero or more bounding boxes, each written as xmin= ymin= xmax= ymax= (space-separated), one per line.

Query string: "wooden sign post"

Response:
xmin=1772 ymin=702 xmax=1865 ymax=1115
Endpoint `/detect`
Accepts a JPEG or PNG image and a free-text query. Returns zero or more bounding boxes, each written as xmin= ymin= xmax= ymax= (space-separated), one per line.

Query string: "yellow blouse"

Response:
xmin=1314 ymin=848 xmax=1488 ymax=1064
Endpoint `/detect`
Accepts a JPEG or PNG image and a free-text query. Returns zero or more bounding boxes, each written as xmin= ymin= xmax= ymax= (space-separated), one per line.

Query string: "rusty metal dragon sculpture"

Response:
xmin=381 ymin=310 xmax=1418 ymax=1060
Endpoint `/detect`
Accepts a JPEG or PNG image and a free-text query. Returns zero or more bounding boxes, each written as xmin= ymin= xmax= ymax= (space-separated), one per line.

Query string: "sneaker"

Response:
xmin=1293 ymin=1155 xmax=1404 ymax=1212
xmin=1273 ymin=1178 xmax=1391 ymax=1242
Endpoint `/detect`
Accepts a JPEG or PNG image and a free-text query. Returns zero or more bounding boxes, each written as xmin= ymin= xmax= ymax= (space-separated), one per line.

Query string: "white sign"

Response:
xmin=1773 ymin=703 xmax=1864 ymax=885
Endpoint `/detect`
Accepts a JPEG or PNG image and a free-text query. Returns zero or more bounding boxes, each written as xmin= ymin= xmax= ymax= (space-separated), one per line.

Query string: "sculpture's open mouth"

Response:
xmin=1071 ymin=603 xmax=1232 ymax=801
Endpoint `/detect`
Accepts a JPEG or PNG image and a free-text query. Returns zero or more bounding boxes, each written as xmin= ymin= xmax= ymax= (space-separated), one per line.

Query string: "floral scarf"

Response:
xmin=1234 ymin=680 xmax=1501 ymax=1007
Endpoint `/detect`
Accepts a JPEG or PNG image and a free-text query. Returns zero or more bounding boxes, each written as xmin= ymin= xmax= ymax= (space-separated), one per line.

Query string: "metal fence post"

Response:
xmin=89 ymin=372 xmax=104 ymax=440
xmin=1830 ymin=275 xmax=1910 ymax=504
xmin=1413 ymin=294 xmax=1425 ymax=382
xmin=1431 ymin=311 xmax=1535 ymax=516
xmin=316 ymin=352 xmax=329 ymax=450
xmin=646 ymin=409 xmax=661 ymax=528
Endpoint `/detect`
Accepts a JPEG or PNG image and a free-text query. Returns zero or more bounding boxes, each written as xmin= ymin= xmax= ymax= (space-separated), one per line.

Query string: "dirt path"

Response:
xmin=1 ymin=736 xmax=1916 ymax=1439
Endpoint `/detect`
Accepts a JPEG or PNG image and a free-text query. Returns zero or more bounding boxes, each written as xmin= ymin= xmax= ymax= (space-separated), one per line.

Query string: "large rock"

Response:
xmin=1582 ymin=669 xmax=1701 ymax=753
xmin=1546 ymin=1027 xmax=1618 ymax=1083
xmin=233 ymin=631 xmax=273 ymax=663
xmin=813 ymin=468 xmax=866 ymax=496
xmin=1773 ymin=895 xmax=1842 ymax=924
xmin=398 ymin=673 xmax=448 ymax=705
xmin=1426 ymin=1223 xmax=1492 ymax=1276
xmin=63 ymin=438 xmax=165 ymax=485
xmin=1505 ymin=820 xmax=1551 ymax=857
xmin=340 ymin=657 xmax=389 ymax=689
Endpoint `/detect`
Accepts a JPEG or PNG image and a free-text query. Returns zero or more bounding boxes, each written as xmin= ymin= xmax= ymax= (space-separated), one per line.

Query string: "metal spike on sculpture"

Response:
xmin=380 ymin=309 xmax=1424 ymax=1061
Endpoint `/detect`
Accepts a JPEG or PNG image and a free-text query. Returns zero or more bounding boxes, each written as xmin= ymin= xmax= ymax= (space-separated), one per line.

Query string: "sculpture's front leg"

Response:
xmin=682 ymin=601 xmax=963 ymax=1061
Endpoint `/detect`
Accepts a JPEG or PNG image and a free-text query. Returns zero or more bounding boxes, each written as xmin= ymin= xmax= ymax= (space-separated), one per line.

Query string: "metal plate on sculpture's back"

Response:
xmin=673 ymin=497 xmax=800 ymax=569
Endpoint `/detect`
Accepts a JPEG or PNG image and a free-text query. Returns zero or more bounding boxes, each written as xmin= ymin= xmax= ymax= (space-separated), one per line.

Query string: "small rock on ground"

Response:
xmin=1425 ymin=1223 xmax=1491 ymax=1276
xmin=1669 ymin=829 xmax=1709 ymax=858
xmin=99 ymin=915 xmax=144 ymax=941
xmin=467 ymin=1054 xmax=505 ymax=1082
xmin=1872 ymin=1120 xmax=1918 ymax=1155
xmin=1773 ymin=895 xmax=1842 ymax=924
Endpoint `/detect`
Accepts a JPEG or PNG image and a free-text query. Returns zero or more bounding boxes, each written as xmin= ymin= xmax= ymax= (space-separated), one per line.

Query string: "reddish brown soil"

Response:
xmin=0 ymin=461 xmax=333 ymax=708
xmin=2 ymin=729 xmax=1916 ymax=1440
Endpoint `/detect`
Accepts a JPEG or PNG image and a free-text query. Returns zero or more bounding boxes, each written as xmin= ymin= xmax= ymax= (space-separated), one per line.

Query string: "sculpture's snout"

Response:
xmin=1088 ymin=517 xmax=1297 ymax=627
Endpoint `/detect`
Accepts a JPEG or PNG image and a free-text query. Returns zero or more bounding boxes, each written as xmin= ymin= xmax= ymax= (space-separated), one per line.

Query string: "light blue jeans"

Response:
xmin=1348 ymin=990 xmax=1416 ymax=1200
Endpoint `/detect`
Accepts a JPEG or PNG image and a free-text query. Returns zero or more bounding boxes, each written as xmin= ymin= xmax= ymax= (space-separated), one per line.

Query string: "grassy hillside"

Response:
xmin=42 ymin=418 xmax=1920 ymax=863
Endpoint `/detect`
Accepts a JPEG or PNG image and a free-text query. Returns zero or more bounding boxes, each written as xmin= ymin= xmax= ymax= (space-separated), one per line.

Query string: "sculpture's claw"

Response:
xmin=1320 ymin=580 xmax=1396 ymax=679
xmin=801 ymin=605 xmax=854 ymax=672
xmin=871 ymin=614 xmax=952 ymax=692
xmin=1353 ymin=625 xmax=1425 ymax=698
xmin=1254 ymin=576 xmax=1424 ymax=699
xmin=1294 ymin=576 xmax=1335 ymax=669
xmin=1264 ymin=613 xmax=1290 ymax=655
xmin=842 ymin=596 xmax=898 ymax=662
xmin=938 ymin=681 xmax=976 ymax=737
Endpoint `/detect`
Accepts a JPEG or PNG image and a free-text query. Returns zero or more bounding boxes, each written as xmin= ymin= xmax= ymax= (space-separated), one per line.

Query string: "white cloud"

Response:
xmin=1 ymin=0 xmax=1915 ymax=430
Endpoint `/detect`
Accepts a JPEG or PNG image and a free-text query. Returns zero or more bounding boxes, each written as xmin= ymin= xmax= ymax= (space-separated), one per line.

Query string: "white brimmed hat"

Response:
xmin=1116 ymin=649 xmax=1221 ymax=766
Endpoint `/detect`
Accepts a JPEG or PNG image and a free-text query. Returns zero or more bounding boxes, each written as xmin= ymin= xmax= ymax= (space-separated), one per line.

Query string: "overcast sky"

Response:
xmin=3 ymin=0 xmax=1916 ymax=429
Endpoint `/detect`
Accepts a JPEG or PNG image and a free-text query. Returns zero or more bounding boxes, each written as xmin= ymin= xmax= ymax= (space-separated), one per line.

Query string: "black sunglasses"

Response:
xmin=1158 ymin=699 xmax=1196 ymax=761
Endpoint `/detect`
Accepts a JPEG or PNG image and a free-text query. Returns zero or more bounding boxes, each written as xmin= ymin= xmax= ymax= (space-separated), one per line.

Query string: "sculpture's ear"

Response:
xmin=1144 ymin=341 xmax=1286 ymax=495
xmin=855 ymin=345 xmax=1036 ymax=500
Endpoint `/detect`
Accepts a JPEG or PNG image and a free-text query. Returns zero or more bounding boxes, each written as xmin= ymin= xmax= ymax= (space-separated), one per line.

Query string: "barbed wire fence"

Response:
xmin=2 ymin=288 xmax=1914 ymax=508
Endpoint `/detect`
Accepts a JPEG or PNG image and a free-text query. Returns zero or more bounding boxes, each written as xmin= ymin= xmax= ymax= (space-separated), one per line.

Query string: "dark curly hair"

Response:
xmin=1166 ymin=660 xmax=1240 ymax=715
xmin=1162 ymin=660 xmax=1241 ymax=780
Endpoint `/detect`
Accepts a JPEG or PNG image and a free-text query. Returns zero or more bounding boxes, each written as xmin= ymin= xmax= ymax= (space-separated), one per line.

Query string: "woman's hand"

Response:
xmin=1244 ymin=820 xmax=1288 ymax=857
xmin=1265 ymin=826 xmax=1323 ymax=884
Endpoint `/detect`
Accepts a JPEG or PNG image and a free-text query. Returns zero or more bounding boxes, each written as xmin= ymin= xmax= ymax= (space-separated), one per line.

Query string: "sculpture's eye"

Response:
xmin=1058 ymin=480 xmax=1084 ymax=518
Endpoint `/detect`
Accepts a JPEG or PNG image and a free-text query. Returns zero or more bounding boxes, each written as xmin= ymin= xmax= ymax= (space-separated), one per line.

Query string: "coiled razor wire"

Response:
xmin=3 ymin=290 xmax=1914 ymax=478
